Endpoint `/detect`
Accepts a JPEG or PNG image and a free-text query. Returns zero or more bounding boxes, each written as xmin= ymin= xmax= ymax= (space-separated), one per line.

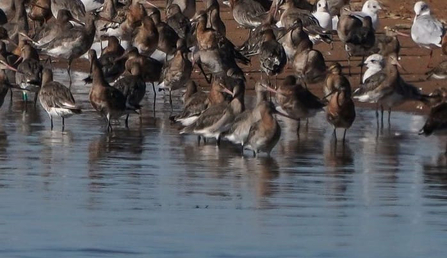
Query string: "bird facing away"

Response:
xmin=112 ymin=62 xmax=146 ymax=127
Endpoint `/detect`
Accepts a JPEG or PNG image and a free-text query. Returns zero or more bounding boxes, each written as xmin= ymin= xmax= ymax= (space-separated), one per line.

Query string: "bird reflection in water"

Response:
xmin=8 ymin=99 xmax=44 ymax=135
xmin=88 ymin=130 xmax=144 ymax=178
xmin=324 ymin=140 xmax=354 ymax=202
xmin=87 ymin=129 xmax=146 ymax=209
xmin=245 ymin=157 xmax=280 ymax=208
xmin=39 ymin=130 xmax=74 ymax=191
xmin=423 ymin=152 xmax=447 ymax=199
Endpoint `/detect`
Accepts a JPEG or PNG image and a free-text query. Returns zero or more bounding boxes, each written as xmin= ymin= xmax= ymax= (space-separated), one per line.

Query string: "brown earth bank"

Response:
xmin=67 ymin=0 xmax=447 ymax=115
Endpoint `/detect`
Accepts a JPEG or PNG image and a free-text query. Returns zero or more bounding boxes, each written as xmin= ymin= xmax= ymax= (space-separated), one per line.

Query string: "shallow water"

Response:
xmin=1 ymin=69 xmax=447 ymax=258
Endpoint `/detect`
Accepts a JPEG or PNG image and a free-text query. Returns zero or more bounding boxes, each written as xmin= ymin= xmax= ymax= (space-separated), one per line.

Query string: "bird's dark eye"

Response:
xmin=373 ymin=5 xmax=377 ymax=8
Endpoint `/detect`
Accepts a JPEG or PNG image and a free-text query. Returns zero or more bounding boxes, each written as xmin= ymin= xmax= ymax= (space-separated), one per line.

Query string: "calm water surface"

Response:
xmin=0 ymin=70 xmax=446 ymax=257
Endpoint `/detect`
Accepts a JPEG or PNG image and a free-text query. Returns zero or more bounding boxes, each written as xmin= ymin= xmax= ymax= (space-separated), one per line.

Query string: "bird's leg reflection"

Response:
xmin=332 ymin=128 xmax=337 ymax=141
xmin=388 ymin=108 xmax=392 ymax=127
xmin=342 ymin=129 xmax=347 ymax=143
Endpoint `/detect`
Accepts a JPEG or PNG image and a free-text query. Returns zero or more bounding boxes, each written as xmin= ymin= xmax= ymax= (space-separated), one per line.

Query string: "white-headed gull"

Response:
xmin=313 ymin=0 xmax=333 ymax=30
xmin=349 ymin=0 xmax=382 ymax=30
xmin=411 ymin=1 xmax=446 ymax=66
xmin=362 ymin=54 xmax=385 ymax=83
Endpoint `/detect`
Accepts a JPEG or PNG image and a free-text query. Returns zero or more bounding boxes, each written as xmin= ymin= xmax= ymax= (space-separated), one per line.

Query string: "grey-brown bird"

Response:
xmin=40 ymin=13 xmax=96 ymax=85
xmin=88 ymin=49 xmax=138 ymax=131
xmin=159 ymin=39 xmax=192 ymax=109
xmin=264 ymin=75 xmax=326 ymax=134
xmin=354 ymin=55 xmax=431 ymax=125
xmin=112 ymin=62 xmax=146 ymax=127
xmin=50 ymin=0 xmax=86 ymax=21
xmin=293 ymin=48 xmax=327 ymax=85
xmin=180 ymin=79 xmax=244 ymax=145
xmin=206 ymin=1 xmax=226 ymax=37
xmin=116 ymin=47 xmax=162 ymax=97
xmin=38 ymin=68 xmax=82 ymax=131
xmin=171 ymin=79 xmax=226 ymax=127
xmin=148 ymin=6 xmax=179 ymax=58
xmin=16 ymin=43 xmax=42 ymax=103
xmin=259 ymin=27 xmax=286 ymax=80
xmin=229 ymin=0 xmax=266 ymax=33
xmin=223 ymin=79 xmax=269 ymax=149
xmin=33 ymin=9 xmax=83 ymax=47
xmin=166 ymin=0 xmax=196 ymax=19
xmin=166 ymin=4 xmax=191 ymax=40
xmin=279 ymin=19 xmax=313 ymax=61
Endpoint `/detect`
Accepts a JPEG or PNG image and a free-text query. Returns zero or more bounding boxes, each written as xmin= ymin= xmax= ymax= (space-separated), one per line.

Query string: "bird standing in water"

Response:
xmin=38 ymin=68 xmax=82 ymax=131
xmin=88 ymin=50 xmax=138 ymax=131
xmin=326 ymin=84 xmax=356 ymax=142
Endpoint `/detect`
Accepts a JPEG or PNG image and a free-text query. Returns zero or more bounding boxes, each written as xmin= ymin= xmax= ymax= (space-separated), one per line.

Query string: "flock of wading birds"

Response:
xmin=1 ymin=0 xmax=447 ymax=156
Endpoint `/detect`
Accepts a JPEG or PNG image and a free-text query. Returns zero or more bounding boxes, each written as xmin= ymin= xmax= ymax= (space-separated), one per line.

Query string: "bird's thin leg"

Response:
xmin=169 ymin=89 xmax=173 ymax=111
xmin=33 ymin=92 xmax=38 ymax=107
xmin=9 ymin=88 xmax=13 ymax=102
xmin=50 ymin=117 xmax=53 ymax=130
xmin=347 ymin=50 xmax=352 ymax=76
xmin=125 ymin=114 xmax=129 ymax=128
xmin=275 ymin=74 xmax=278 ymax=89
xmin=139 ymin=108 xmax=143 ymax=123
xmin=62 ymin=117 xmax=65 ymax=132
xmin=333 ymin=128 xmax=337 ymax=141
xmin=297 ymin=119 xmax=301 ymax=136
xmin=427 ymin=49 xmax=433 ymax=68
xmin=388 ymin=108 xmax=391 ymax=125
xmin=107 ymin=114 xmax=112 ymax=132
xmin=197 ymin=136 xmax=201 ymax=145
xmin=152 ymin=82 xmax=156 ymax=99
xmin=359 ymin=55 xmax=365 ymax=84
xmin=197 ymin=63 xmax=211 ymax=83
xmin=343 ymin=129 xmax=347 ymax=143
xmin=68 ymin=59 xmax=73 ymax=88
xmin=380 ymin=105 xmax=384 ymax=129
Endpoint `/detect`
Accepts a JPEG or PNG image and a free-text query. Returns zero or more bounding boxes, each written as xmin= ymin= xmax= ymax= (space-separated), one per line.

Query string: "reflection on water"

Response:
xmin=0 ymin=69 xmax=447 ymax=257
